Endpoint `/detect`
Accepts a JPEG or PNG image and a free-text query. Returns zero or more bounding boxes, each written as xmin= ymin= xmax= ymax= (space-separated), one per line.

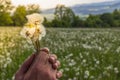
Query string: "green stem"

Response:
xmin=32 ymin=40 xmax=37 ymax=52
xmin=36 ymin=39 xmax=40 ymax=53
xmin=32 ymin=25 xmax=41 ymax=53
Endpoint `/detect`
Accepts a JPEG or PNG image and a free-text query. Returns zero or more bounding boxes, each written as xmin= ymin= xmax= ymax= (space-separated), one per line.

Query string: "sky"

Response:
xmin=12 ymin=0 xmax=113 ymax=10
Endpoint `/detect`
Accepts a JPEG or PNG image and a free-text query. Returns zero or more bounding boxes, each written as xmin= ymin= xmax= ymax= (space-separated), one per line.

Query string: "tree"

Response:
xmin=43 ymin=17 xmax=52 ymax=27
xmin=100 ymin=13 xmax=114 ymax=27
xmin=0 ymin=0 xmax=13 ymax=13
xmin=85 ymin=14 xmax=103 ymax=27
xmin=0 ymin=0 xmax=13 ymax=26
xmin=72 ymin=16 xmax=85 ymax=27
xmin=0 ymin=12 xmax=13 ymax=26
xmin=26 ymin=4 xmax=41 ymax=15
xmin=54 ymin=4 xmax=75 ymax=27
xmin=113 ymin=9 xmax=120 ymax=20
xmin=112 ymin=9 xmax=120 ymax=27
xmin=12 ymin=5 xmax=27 ymax=26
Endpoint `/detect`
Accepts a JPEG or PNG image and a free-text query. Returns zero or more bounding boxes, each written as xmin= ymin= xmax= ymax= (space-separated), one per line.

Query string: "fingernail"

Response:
xmin=51 ymin=54 xmax=57 ymax=60
xmin=40 ymin=47 xmax=49 ymax=54
xmin=56 ymin=60 xmax=60 ymax=67
xmin=49 ymin=56 xmax=55 ymax=63
xmin=53 ymin=63 xmax=58 ymax=69
xmin=56 ymin=71 xmax=62 ymax=78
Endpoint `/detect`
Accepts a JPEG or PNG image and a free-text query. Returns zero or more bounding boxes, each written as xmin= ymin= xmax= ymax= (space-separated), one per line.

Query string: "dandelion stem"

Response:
xmin=35 ymin=39 xmax=40 ymax=53
xmin=32 ymin=40 xmax=37 ymax=52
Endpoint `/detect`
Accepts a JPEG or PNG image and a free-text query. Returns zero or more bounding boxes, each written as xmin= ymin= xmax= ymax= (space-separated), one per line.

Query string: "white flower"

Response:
xmin=114 ymin=67 xmax=119 ymax=74
xmin=26 ymin=13 xmax=44 ymax=24
xmin=20 ymin=13 xmax=46 ymax=53
xmin=20 ymin=27 xmax=35 ymax=38
xmin=84 ymin=70 xmax=90 ymax=78
xmin=31 ymin=24 xmax=46 ymax=41
xmin=20 ymin=13 xmax=46 ymax=42
xmin=38 ymin=24 xmax=46 ymax=40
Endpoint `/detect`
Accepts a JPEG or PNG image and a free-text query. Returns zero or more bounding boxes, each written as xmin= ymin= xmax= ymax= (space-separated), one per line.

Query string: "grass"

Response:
xmin=0 ymin=27 xmax=120 ymax=80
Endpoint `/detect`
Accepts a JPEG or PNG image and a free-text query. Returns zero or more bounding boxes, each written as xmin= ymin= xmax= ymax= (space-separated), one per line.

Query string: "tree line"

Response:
xmin=44 ymin=6 xmax=120 ymax=28
xmin=0 ymin=0 xmax=120 ymax=27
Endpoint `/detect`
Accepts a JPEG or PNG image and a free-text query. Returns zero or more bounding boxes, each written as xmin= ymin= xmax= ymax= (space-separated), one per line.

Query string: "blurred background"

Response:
xmin=0 ymin=0 xmax=120 ymax=80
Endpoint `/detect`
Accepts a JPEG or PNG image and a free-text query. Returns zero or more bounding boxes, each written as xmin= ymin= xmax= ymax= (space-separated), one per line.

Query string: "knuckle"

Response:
xmin=49 ymin=56 xmax=56 ymax=63
xmin=56 ymin=60 xmax=60 ymax=66
xmin=50 ymin=54 xmax=57 ymax=60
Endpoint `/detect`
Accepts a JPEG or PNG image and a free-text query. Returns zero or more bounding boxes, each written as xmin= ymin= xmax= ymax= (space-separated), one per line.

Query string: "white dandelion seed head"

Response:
xmin=114 ymin=67 xmax=119 ymax=74
xmin=84 ymin=70 xmax=90 ymax=78
xmin=26 ymin=13 xmax=44 ymax=24
xmin=20 ymin=13 xmax=46 ymax=41
xmin=20 ymin=27 xmax=36 ymax=38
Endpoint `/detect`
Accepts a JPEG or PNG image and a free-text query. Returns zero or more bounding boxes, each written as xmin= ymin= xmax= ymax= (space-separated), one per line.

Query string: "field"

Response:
xmin=0 ymin=27 xmax=120 ymax=80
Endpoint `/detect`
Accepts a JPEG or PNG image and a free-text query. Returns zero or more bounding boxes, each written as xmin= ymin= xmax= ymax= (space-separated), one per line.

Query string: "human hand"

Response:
xmin=15 ymin=48 xmax=62 ymax=80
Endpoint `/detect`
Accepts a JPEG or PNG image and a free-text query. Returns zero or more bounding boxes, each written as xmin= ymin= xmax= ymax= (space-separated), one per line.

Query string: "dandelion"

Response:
xmin=96 ymin=60 xmax=100 ymax=64
xmin=106 ymin=65 xmax=113 ymax=70
xmin=76 ymin=72 xmax=80 ymax=76
xmin=20 ymin=13 xmax=46 ymax=52
xmin=114 ymin=67 xmax=119 ymax=74
xmin=82 ymin=59 xmax=87 ymax=63
xmin=84 ymin=70 xmax=90 ymax=79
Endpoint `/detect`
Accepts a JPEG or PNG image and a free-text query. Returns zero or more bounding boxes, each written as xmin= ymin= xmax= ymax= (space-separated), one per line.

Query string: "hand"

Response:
xmin=15 ymin=48 xmax=62 ymax=80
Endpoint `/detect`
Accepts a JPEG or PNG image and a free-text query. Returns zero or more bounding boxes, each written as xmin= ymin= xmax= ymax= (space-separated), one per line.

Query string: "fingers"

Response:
xmin=49 ymin=54 xmax=60 ymax=69
xmin=37 ymin=48 xmax=50 ymax=64
xmin=56 ymin=71 xmax=62 ymax=78
xmin=49 ymin=54 xmax=57 ymax=64
xmin=49 ymin=54 xmax=62 ymax=79
xmin=52 ymin=60 xmax=60 ymax=69
xmin=38 ymin=48 xmax=62 ymax=78
xmin=34 ymin=47 xmax=50 ymax=66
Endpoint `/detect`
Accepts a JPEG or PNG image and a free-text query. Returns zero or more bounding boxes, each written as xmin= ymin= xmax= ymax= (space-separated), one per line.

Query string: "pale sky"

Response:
xmin=12 ymin=0 xmax=113 ymax=10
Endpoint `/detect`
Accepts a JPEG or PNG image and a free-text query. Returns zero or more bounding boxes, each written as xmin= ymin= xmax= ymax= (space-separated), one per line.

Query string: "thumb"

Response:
xmin=16 ymin=53 xmax=36 ymax=75
xmin=35 ymin=48 xmax=50 ymax=65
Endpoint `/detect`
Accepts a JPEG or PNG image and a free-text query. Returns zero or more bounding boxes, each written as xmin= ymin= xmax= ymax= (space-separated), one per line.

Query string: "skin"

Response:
xmin=15 ymin=48 xmax=62 ymax=80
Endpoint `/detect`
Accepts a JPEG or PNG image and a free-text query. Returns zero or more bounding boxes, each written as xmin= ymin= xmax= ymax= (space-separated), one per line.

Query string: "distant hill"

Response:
xmin=42 ymin=0 xmax=120 ymax=15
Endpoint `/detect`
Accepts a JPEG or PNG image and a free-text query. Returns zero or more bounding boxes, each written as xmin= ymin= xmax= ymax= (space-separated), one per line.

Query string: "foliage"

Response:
xmin=0 ymin=0 xmax=13 ymax=26
xmin=85 ymin=15 xmax=103 ymax=27
xmin=12 ymin=5 xmax=27 ymax=26
xmin=43 ymin=17 xmax=50 ymax=27
xmin=0 ymin=0 xmax=41 ymax=26
xmin=44 ymin=8 xmax=120 ymax=28
xmin=26 ymin=4 xmax=41 ymax=15
xmin=0 ymin=0 xmax=13 ymax=13
xmin=52 ymin=4 xmax=76 ymax=27
xmin=85 ymin=9 xmax=120 ymax=27
xmin=0 ymin=12 xmax=13 ymax=26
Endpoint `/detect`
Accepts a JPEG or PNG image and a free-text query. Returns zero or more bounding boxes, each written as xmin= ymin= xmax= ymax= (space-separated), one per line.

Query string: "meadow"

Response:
xmin=0 ymin=27 xmax=120 ymax=80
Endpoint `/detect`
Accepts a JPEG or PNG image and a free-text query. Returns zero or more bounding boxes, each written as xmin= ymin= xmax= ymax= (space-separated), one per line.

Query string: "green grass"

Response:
xmin=0 ymin=27 xmax=120 ymax=80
